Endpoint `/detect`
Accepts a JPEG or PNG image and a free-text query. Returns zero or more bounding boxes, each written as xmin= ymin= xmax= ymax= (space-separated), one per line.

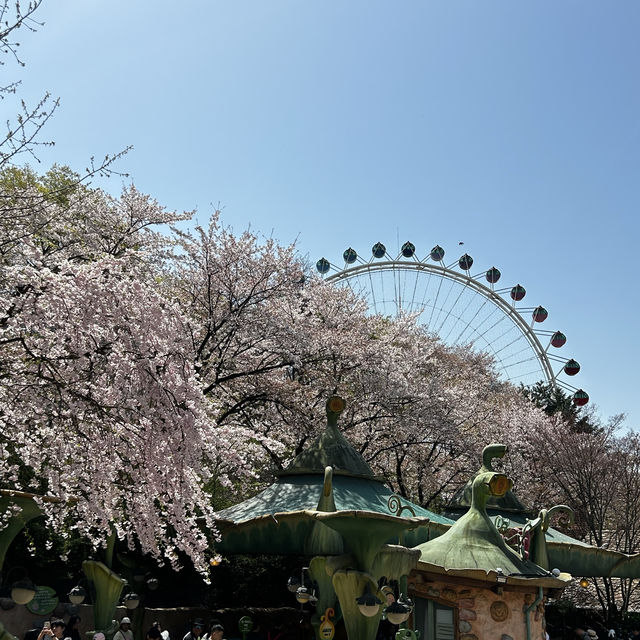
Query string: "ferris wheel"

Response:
xmin=316 ymin=241 xmax=588 ymax=406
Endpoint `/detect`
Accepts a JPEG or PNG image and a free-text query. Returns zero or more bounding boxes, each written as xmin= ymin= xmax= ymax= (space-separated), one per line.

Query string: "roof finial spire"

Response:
xmin=326 ymin=395 xmax=345 ymax=428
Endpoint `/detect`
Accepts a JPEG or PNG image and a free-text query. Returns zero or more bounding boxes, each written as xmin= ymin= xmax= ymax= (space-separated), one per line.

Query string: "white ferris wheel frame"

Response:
xmin=325 ymin=259 xmax=555 ymax=385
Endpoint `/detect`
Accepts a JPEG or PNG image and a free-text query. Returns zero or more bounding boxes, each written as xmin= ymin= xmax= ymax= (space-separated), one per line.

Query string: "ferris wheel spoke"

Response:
xmin=400 ymin=265 xmax=409 ymax=313
xmin=472 ymin=325 xmax=521 ymax=357
xmin=488 ymin=323 xmax=522 ymax=349
xmin=428 ymin=275 xmax=445 ymax=327
xmin=367 ymin=267 xmax=379 ymax=314
xmin=499 ymin=344 xmax=536 ymax=365
xmin=453 ymin=305 xmax=492 ymax=344
xmin=456 ymin=300 xmax=503 ymax=344
xmin=492 ymin=333 xmax=528 ymax=356
xmin=401 ymin=267 xmax=412 ymax=314
xmin=428 ymin=303 xmax=513 ymax=370
xmin=467 ymin=313 xmax=510 ymax=348
xmin=409 ymin=268 xmax=421 ymax=310
xmin=399 ymin=265 xmax=410 ymax=315
xmin=487 ymin=352 xmax=513 ymax=379
xmin=378 ymin=268 xmax=387 ymax=314
xmin=504 ymin=367 xmax=544 ymax=382
xmin=502 ymin=356 xmax=543 ymax=374
xmin=417 ymin=269 xmax=435 ymax=317
xmin=465 ymin=305 xmax=502 ymax=339
xmin=431 ymin=276 xmax=456 ymax=331
xmin=504 ymin=354 xmax=540 ymax=368
xmin=487 ymin=341 xmax=536 ymax=371
xmin=394 ymin=265 xmax=404 ymax=315
xmin=442 ymin=287 xmax=487 ymax=344
xmin=343 ymin=278 xmax=363 ymax=304
xmin=437 ymin=281 xmax=471 ymax=338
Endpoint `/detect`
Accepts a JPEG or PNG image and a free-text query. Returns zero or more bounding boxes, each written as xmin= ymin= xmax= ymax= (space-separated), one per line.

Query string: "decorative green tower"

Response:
xmin=214 ymin=396 xmax=449 ymax=640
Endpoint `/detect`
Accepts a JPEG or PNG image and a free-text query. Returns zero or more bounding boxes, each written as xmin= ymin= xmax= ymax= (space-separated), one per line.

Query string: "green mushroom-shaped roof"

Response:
xmin=417 ymin=469 xmax=561 ymax=584
xmin=279 ymin=396 xmax=378 ymax=480
xmin=213 ymin=397 xmax=452 ymax=555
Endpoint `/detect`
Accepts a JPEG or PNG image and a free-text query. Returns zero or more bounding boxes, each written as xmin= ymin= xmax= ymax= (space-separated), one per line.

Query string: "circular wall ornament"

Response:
xmin=490 ymin=600 xmax=510 ymax=622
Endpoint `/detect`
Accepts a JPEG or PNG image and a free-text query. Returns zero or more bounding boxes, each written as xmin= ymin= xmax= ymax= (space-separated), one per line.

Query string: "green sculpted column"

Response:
xmin=0 ymin=492 xmax=44 ymax=571
xmin=82 ymin=559 xmax=125 ymax=634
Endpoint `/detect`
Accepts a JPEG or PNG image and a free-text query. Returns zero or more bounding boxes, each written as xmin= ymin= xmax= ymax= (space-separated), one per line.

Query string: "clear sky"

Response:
xmin=7 ymin=1 xmax=640 ymax=428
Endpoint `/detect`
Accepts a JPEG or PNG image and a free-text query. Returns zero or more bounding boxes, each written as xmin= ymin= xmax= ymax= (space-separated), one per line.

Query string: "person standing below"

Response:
xmin=114 ymin=618 xmax=134 ymax=640
xmin=208 ymin=624 xmax=224 ymax=640
xmin=64 ymin=616 xmax=82 ymax=640
xmin=146 ymin=628 xmax=162 ymax=640
xmin=152 ymin=622 xmax=169 ymax=640
xmin=25 ymin=622 xmax=44 ymax=640
xmin=183 ymin=619 xmax=205 ymax=640
xmin=37 ymin=620 xmax=65 ymax=640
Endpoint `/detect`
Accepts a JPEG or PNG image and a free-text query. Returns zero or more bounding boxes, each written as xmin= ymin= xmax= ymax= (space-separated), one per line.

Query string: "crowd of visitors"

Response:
xmin=23 ymin=613 xmax=640 ymax=640
xmin=22 ymin=615 xmax=227 ymax=640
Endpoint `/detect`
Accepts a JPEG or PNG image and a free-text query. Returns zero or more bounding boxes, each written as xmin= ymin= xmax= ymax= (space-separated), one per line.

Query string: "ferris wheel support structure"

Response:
xmin=316 ymin=241 xmax=588 ymax=406
xmin=326 ymin=259 xmax=555 ymax=383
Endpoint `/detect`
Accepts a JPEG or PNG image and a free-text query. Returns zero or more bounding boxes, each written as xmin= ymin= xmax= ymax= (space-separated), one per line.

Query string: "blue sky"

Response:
xmin=8 ymin=1 xmax=640 ymax=427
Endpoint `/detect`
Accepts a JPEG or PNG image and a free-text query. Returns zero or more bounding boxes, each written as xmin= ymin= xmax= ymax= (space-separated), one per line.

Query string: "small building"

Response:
xmin=409 ymin=465 xmax=569 ymax=640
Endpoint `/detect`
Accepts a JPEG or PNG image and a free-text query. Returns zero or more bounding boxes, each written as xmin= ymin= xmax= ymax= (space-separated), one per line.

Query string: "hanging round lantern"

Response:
xmin=11 ymin=579 xmax=36 ymax=605
xmin=68 ymin=586 xmax=86 ymax=605
xmin=372 ymin=242 xmax=386 ymax=259
xmin=486 ymin=267 xmax=501 ymax=284
xmin=123 ymin=592 xmax=140 ymax=610
xmin=458 ymin=254 xmax=473 ymax=271
xmin=296 ymin=586 xmax=311 ymax=604
xmin=401 ymin=241 xmax=416 ymax=258
xmin=551 ymin=331 xmax=566 ymax=348
xmin=384 ymin=600 xmax=412 ymax=625
xmin=510 ymin=284 xmax=526 ymax=301
xmin=532 ymin=306 xmax=548 ymax=323
xmin=355 ymin=587 xmax=383 ymax=617
xmin=316 ymin=258 xmax=330 ymax=274
xmin=564 ymin=359 xmax=580 ymax=376
xmin=343 ymin=248 xmax=357 ymax=264
xmin=430 ymin=245 xmax=445 ymax=261
xmin=573 ymin=390 xmax=589 ymax=406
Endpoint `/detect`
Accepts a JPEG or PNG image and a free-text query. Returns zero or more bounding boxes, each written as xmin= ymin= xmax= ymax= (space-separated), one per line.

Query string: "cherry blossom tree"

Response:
xmin=522 ymin=409 xmax=640 ymax=620
xmin=0 ymin=169 xmax=559 ymax=579
xmin=0 ymin=180 xmax=224 ymax=575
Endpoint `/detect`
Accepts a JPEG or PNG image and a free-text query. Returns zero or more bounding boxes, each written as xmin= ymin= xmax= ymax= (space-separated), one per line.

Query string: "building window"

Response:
xmin=414 ymin=597 xmax=456 ymax=640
